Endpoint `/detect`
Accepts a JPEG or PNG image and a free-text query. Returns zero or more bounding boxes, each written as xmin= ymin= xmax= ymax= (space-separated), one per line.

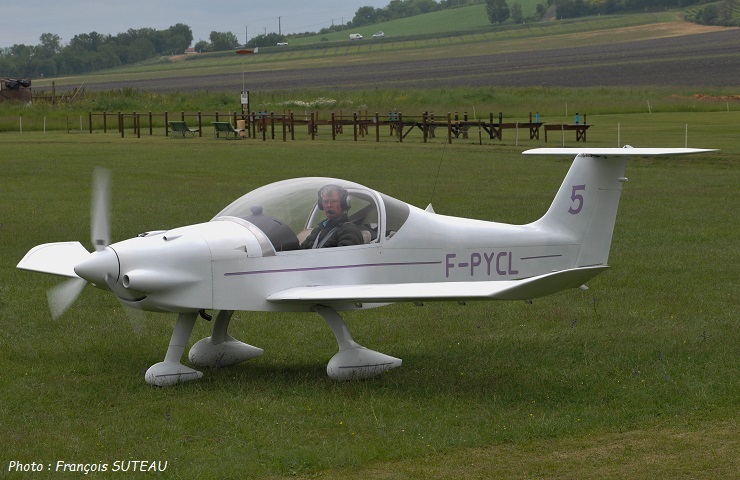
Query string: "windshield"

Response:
xmin=212 ymin=177 xmax=409 ymax=251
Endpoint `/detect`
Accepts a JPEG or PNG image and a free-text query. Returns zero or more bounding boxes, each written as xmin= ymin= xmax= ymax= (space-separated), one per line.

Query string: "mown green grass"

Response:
xmin=1 ymin=110 xmax=737 ymax=478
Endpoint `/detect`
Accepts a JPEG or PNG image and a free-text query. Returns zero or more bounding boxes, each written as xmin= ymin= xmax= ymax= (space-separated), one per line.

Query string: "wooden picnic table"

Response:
xmin=544 ymin=123 xmax=590 ymax=142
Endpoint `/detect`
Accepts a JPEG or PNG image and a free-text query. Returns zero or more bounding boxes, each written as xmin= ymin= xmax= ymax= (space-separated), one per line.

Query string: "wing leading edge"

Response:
xmin=268 ymin=266 xmax=608 ymax=305
xmin=523 ymin=147 xmax=717 ymax=156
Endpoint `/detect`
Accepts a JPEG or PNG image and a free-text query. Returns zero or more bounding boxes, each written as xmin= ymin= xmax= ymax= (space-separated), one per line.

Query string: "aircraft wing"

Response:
xmin=268 ymin=266 xmax=608 ymax=304
xmin=523 ymin=147 xmax=717 ymax=156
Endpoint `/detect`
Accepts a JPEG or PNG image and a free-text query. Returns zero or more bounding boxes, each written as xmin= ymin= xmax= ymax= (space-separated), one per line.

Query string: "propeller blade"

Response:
xmin=91 ymin=167 xmax=112 ymax=251
xmin=124 ymin=306 xmax=146 ymax=337
xmin=47 ymin=277 xmax=87 ymax=320
xmin=105 ymin=274 xmax=146 ymax=336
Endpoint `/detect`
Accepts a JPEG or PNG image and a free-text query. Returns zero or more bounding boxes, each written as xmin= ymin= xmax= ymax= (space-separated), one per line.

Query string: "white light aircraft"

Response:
xmin=17 ymin=147 xmax=714 ymax=386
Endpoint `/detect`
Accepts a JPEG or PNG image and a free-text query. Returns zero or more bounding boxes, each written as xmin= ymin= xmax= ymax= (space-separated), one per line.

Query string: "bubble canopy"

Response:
xmin=211 ymin=177 xmax=410 ymax=251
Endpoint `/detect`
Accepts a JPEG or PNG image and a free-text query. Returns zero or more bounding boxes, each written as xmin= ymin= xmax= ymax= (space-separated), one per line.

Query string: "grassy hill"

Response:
xmin=284 ymin=2 xmax=541 ymax=44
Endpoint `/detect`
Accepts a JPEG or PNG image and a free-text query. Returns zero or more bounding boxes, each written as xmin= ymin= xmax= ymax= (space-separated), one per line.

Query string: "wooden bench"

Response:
xmin=168 ymin=121 xmax=198 ymax=138
xmin=212 ymin=121 xmax=243 ymax=139
xmin=544 ymin=124 xmax=590 ymax=143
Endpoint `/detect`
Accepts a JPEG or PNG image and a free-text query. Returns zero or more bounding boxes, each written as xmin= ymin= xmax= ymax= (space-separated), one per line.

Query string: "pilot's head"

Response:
xmin=318 ymin=184 xmax=350 ymax=220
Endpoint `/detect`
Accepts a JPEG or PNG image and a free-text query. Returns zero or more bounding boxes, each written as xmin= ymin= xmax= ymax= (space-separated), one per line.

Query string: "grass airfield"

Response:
xmin=1 ymin=109 xmax=737 ymax=478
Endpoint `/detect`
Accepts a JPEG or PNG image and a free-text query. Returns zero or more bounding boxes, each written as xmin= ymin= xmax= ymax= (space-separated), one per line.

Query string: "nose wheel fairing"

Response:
xmin=145 ymin=312 xmax=203 ymax=387
xmin=189 ymin=310 xmax=264 ymax=369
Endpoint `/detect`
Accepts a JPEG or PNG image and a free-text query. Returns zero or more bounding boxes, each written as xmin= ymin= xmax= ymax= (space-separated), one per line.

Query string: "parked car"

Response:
xmin=372 ymin=31 xmax=385 ymax=38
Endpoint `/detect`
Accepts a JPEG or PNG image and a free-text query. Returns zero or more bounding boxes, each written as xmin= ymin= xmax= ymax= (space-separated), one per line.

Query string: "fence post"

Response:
xmin=447 ymin=112 xmax=452 ymax=144
xmin=251 ymin=112 xmax=256 ymax=139
xmin=398 ymin=112 xmax=403 ymax=143
xmin=353 ymin=112 xmax=358 ymax=142
xmin=310 ymin=112 xmax=315 ymax=141
xmin=422 ymin=112 xmax=428 ymax=143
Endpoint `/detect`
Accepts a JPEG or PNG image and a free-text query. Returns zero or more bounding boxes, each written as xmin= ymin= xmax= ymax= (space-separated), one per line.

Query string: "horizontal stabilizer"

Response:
xmin=523 ymin=147 xmax=717 ymax=156
xmin=268 ymin=266 xmax=608 ymax=305
xmin=17 ymin=241 xmax=90 ymax=278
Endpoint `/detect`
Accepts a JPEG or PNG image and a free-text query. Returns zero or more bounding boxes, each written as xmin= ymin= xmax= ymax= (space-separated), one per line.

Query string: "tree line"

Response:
xmin=485 ymin=0 xmax=724 ymax=24
xmin=0 ymin=24 xmax=194 ymax=79
xmin=548 ymin=0 xmax=733 ymax=21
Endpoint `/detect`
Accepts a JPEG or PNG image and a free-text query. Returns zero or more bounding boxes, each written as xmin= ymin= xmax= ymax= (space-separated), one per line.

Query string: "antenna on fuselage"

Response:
xmin=427 ymin=143 xmax=447 ymax=213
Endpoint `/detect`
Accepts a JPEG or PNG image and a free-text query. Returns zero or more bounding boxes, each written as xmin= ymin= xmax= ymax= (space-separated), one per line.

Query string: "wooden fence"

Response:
xmin=88 ymin=110 xmax=590 ymax=143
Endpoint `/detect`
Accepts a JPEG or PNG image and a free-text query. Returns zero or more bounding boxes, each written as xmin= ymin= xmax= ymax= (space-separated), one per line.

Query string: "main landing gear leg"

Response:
xmin=189 ymin=310 xmax=264 ymax=369
xmin=145 ymin=312 xmax=202 ymax=387
xmin=313 ymin=305 xmax=402 ymax=380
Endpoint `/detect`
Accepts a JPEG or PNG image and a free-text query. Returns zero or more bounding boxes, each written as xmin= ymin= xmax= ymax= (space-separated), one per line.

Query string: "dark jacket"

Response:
xmin=301 ymin=214 xmax=364 ymax=248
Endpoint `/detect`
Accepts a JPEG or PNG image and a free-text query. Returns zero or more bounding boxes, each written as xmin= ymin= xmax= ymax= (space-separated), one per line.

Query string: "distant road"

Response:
xmin=83 ymin=29 xmax=739 ymax=92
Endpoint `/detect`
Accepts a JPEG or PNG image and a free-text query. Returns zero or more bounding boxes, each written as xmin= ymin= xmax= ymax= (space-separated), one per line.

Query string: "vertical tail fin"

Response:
xmin=523 ymin=147 xmax=716 ymax=268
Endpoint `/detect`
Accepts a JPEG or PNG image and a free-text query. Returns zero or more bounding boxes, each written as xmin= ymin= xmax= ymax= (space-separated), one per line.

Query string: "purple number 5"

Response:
xmin=568 ymin=185 xmax=586 ymax=214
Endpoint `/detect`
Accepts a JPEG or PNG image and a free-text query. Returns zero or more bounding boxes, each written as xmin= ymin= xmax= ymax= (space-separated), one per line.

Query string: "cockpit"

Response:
xmin=211 ymin=177 xmax=410 ymax=252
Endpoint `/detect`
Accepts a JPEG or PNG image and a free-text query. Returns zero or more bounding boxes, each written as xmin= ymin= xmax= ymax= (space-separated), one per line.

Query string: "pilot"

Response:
xmin=301 ymin=184 xmax=364 ymax=249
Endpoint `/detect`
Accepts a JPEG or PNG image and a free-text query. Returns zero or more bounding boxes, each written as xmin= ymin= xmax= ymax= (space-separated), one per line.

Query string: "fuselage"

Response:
xmin=102 ymin=186 xmax=579 ymax=314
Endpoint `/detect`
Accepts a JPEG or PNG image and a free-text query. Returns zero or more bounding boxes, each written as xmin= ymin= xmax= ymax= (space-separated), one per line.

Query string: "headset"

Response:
xmin=317 ymin=184 xmax=351 ymax=211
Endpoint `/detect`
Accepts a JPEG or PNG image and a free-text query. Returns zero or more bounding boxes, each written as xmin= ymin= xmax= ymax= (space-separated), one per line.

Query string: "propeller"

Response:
xmin=46 ymin=168 xmax=114 ymax=319
xmin=84 ymin=169 xmax=148 ymax=333
xmin=22 ymin=167 xmax=147 ymax=333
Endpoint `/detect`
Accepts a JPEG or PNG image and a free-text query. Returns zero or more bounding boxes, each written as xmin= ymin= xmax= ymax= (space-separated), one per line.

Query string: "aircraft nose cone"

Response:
xmin=74 ymin=247 xmax=119 ymax=285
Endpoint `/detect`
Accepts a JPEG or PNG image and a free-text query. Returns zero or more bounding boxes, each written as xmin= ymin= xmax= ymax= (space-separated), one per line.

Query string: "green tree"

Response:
xmin=209 ymin=31 xmax=240 ymax=51
xmin=246 ymin=33 xmax=287 ymax=48
xmin=164 ymin=23 xmax=194 ymax=54
xmin=719 ymin=0 xmax=738 ymax=24
xmin=38 ymin=33 xmax=62 ymax=57
xmin=698 ymin=4 xmax=720 ymax=23
xmin=353 ymin=6 xmax=380 ymax=26
xmin=194 ymin=40 xmax=210 ymax=53
xmin=511 ymin=2 xmax=524 ymax=23
xmin=485 ymin=0 xmax=511 ymax=24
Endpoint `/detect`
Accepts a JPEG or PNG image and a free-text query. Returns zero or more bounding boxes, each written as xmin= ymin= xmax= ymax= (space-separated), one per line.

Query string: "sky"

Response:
xmin=0 ymin=0 xmax=391 ymax=49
